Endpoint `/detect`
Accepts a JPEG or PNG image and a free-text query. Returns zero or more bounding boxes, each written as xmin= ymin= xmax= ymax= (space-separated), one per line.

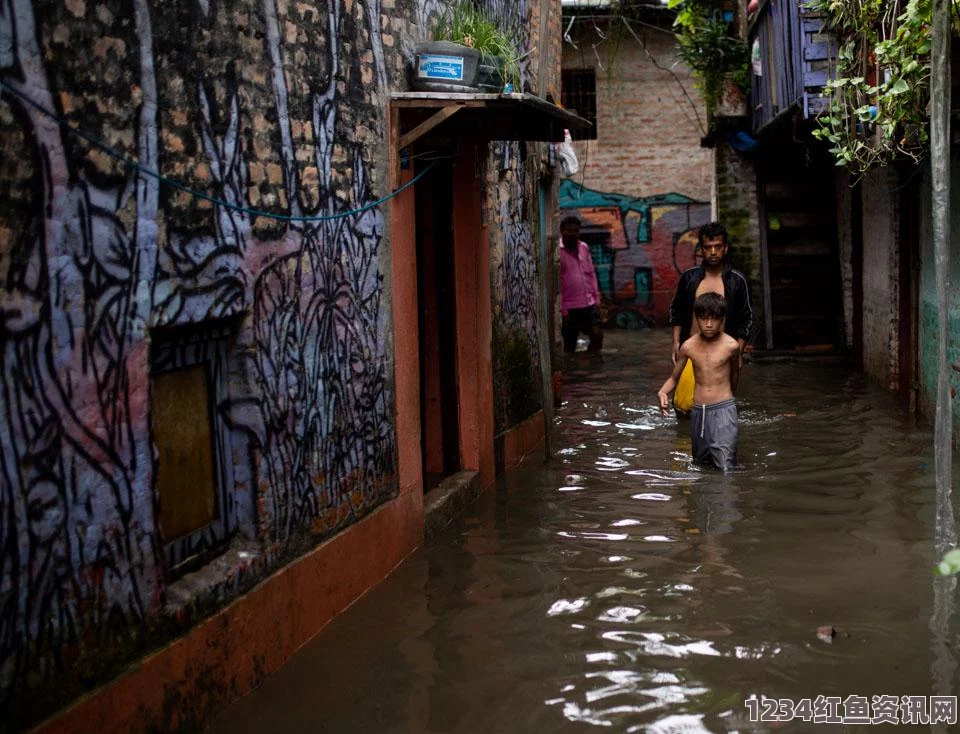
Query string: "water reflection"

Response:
xmin=210 ymin=330 xmax=958 ymax=734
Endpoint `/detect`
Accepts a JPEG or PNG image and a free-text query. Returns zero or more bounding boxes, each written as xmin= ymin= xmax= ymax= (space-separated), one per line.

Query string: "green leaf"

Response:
xmin=937 ymin=549 xmax=960 ymax=576
xmin=889 ymin=78 xmax=910 ymax=95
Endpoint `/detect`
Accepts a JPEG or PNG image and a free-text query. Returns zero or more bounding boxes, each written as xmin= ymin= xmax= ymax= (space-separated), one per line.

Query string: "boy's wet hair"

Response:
xmin=694 ymin=292 xmax=727 ymax=319
xmin=698 ymin=221 xmax=728 ymax=245
xmin=560 ymin=215 xmax=582 ymax=229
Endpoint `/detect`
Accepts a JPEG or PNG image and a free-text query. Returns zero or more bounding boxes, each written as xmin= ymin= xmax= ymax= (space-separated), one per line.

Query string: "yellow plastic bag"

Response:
xmin=673 ymin=360 xmax=695 ymax=414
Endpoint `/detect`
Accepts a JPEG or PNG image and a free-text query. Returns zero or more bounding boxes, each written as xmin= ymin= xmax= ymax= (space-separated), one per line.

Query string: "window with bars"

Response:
xmin=562 ymin=68 xmax=598 ymax=141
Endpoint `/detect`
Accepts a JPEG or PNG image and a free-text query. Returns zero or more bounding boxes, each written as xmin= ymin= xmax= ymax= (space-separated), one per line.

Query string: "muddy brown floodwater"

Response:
xmin=209 ymin=330 xmax=960 ymax=733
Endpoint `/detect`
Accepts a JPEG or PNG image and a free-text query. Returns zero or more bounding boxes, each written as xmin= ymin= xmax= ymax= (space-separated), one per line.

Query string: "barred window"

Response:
xmin=562 ymin=68 xmax=598 ymax=141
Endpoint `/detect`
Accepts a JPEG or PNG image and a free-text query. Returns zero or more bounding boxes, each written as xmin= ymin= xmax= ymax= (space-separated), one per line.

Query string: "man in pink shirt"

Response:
xmin=559 ymin=215 xmax=604 ymax=354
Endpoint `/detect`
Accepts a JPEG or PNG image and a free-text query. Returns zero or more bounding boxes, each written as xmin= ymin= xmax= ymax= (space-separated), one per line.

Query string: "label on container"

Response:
xmin=418 ymin=54 xmax=465 ymax=81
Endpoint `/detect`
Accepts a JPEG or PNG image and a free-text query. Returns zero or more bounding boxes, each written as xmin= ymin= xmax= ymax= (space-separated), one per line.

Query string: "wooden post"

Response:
xmin=931 ymin=0 xmax=955 ymax=554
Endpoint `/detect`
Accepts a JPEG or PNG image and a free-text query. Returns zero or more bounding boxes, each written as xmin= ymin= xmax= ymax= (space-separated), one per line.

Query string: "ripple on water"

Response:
xmin=554 ymin=670 xmax=712 ymax=729
xmin=632 ymin=493 xmax=674 ymax=502
xmin=644 ymin=713 xmax=714 ymax=734
xmin=596 ymin=456 xmax=631 ymax=470
xmin=602 ymin=630 xmax=723 ymax=659
xmin=597 ymin=606 xmax=646 ymax=623
xmin=547 ymin=598 xmax=590 ymax=616
xmin=627 ymin=469 xmax=702 ymax=482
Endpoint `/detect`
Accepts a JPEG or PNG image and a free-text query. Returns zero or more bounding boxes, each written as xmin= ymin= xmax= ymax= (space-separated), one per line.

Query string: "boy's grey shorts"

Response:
xmin=690 ymin=398 xmax=738 ymax=471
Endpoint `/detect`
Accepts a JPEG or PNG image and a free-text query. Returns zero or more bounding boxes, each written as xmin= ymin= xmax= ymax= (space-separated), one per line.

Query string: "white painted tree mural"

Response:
xmin=0 ymin=0 xmax=395 ymax=721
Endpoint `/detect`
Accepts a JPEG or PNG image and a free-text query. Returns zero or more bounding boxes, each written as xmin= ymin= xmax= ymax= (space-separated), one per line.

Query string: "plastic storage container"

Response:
xmin=413 ymin=41 xmax=481 ymax=92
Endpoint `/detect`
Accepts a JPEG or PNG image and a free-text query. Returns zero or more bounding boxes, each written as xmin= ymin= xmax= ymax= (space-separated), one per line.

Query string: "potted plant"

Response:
xmin=413 ymin=1 xmax=521 ymax=93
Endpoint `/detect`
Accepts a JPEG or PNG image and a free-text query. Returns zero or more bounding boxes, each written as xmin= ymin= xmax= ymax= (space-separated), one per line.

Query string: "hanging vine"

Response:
xmin=810 ymin=0 xmax=960 ymax=172
xmin=667 ymin=0 xmax=750 ymax=115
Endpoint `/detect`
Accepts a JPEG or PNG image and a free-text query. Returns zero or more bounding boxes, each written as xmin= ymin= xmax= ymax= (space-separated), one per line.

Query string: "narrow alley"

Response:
xmin=209 ymin=330 xmax=955 ymax=733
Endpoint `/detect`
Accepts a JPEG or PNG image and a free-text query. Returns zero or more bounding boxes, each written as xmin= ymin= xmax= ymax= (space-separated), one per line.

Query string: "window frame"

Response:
xmin=150 ymin=324 xmax=236 ymax=577
xmin=561 ymin=68 xmax=599 ymax=141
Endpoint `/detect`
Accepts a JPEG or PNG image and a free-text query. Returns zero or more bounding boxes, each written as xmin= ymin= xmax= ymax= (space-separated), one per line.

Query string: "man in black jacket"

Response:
xmin=668 ymin=222 xmax=753 ymax=411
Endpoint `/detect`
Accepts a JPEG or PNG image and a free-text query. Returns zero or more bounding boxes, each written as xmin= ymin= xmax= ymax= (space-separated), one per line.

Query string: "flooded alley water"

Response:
xmin=210 ymin=329 xmax=959 ymax=733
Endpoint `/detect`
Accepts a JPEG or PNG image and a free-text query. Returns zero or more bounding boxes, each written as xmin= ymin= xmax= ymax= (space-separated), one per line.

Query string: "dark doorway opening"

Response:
xmin=415 ymin=153 xmax=461 ymax=493
xmin=760 ymin=142 xmax=843 ymax=350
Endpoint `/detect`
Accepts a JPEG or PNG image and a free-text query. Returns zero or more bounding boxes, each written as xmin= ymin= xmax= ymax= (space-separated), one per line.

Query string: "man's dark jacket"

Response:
xmin=668 ymin=265 xmax=753 ymax=344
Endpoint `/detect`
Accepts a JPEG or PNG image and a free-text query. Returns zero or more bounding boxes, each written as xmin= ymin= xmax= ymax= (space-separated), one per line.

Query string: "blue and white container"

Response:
xmin=413 ymin=41 xmax=481 ymax=92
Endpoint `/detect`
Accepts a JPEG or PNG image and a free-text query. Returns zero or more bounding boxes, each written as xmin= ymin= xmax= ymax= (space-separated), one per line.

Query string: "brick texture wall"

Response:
xmin=561 ymin=19 xmax=711 ymax=201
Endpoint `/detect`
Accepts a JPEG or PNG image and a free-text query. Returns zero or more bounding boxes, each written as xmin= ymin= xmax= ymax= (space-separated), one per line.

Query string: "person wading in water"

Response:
xmin=668 ymin=222 xmax=752 ymax=415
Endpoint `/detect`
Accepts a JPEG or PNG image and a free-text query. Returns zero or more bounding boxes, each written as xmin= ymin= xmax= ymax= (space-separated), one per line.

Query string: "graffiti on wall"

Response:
xmin=478 ymin=0 xmax=531 ymax=88
xmin=416 ymin=0 xmax=532 ymax=88
xmin=559 ymin=180 xmax=711 ymax=329
xmin=0 ymin=0 xmax=394 ymax=719
xmin=490 ymin=141 xmax=543 ymax=433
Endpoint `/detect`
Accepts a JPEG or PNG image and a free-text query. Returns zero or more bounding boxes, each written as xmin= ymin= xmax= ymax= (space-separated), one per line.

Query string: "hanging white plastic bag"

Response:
xmin=557 ymin=129 xmax=579 ymax=177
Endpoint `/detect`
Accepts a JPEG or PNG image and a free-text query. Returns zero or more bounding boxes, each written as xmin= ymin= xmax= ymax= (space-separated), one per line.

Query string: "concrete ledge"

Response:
xmin=494 ymin=410 xmax=546 ymax=473
xmin=423 ymin=471 xmax=481 ymax=541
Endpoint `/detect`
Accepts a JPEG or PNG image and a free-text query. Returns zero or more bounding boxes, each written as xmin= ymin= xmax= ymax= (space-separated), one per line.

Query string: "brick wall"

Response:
xmin=834 ymin=171 xmax=855 ymax=350
xmin=561 ymin=19 xmax=711 ymax=200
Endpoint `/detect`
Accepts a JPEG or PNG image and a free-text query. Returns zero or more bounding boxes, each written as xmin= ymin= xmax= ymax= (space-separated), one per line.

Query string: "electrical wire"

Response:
xmin=620 ymin=16 xmax=706 ymax=136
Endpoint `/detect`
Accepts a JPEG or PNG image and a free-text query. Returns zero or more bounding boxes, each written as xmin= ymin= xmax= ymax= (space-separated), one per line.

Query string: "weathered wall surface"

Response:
xmin=714 ymin=141 xmax=764 ymax=346
xmin=918 ymin=155 xmax=960 ymax=435
xmin=490 ymin=141 xmax=545 ymax=433
xmin=834 ymin=171 xmax=855 ymax=350
xmin=861 ymin=167 xmax=901 ymax=390
xmin=0 ymin=0 xmax=553 ymax=727
xmin=484 ymin=2 xmax=557 ymax=437
xmin=560 ymin=19 xmax=711 ymax=201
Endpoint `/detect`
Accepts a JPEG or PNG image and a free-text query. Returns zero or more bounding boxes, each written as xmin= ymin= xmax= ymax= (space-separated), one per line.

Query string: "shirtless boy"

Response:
xmin=657 ymin=293 xmax=741 ymax=471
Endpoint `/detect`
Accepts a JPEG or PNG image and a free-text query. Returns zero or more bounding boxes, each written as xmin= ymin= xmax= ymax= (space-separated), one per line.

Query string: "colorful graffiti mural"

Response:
xmin=559 ymin=180 xmax=711 ymax=329
xmin=0 ymin=0 xmax=397 ymax=722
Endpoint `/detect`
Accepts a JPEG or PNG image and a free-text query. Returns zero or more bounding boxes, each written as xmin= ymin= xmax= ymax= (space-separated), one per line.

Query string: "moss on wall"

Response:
xmin=492 ymin=318 xmax=542 ymax=436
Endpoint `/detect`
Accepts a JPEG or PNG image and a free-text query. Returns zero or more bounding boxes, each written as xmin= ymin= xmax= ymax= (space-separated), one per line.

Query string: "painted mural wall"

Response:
xmin=482 ymin=0 xmax=554 ymax=437
xmin=490 ymin=142 xmax=545 ymax=435
xmin=559 ymin=180 xmax=711 ymax=329
xmin=0 ymin=0 xmax=552 ymax=725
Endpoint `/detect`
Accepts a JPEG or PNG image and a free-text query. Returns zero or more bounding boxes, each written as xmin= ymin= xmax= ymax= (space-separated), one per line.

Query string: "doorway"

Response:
xmin=760 ymin=142 xmax=843 ymax=349
xmin=415 ymin=154 xmax=461 ymax=492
